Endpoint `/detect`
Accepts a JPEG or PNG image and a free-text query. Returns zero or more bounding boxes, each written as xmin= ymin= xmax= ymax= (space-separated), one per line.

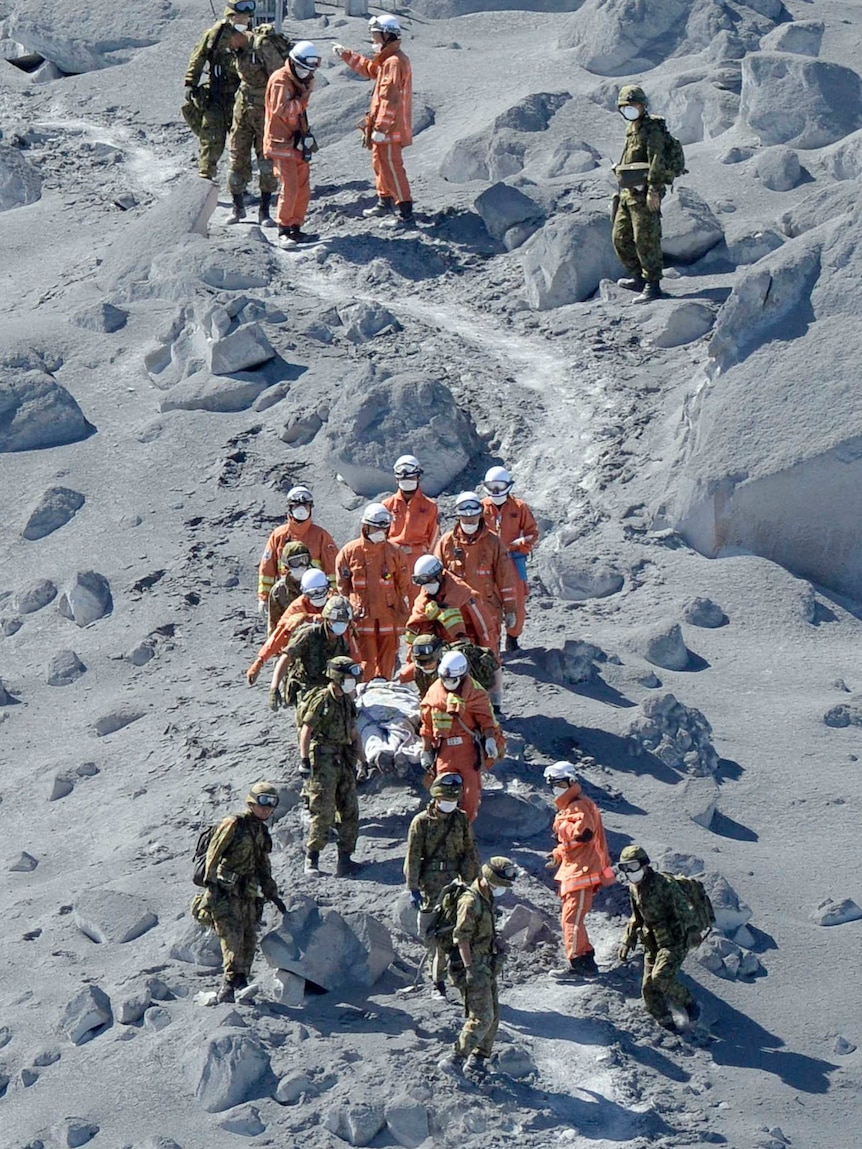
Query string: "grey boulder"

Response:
xmin=633 ymin=621 xmax=691 ymax=670
xmin=811 ymin=897 xmax=862 ymax=926
xmin=0 ymin=143 xmax=42 ymax=211
xmin=73 ymin=889 xmax=158 ymax=944
xmin=474 ymin=182 xmax=544 ymax=248
xmin=629 ymin=692 xmax=719 ymax=776
xmin=661 ymin=187 xmax=723 ymax=263
xmin=684 ymin=597 xmax=728 ymax=627
xmin=22 ymin=487 xmax=85 ymax=539
xmin=14 ymin=579 xmax=57 ymax=613
xmin=71 ymin=301 xmax=128 ymax=333
xmin=474 ymin=790 xmax=550 ymax=843
xmin=57 ymin=570 xmax=112 ymax=626
xmin=193 ymin=1030 xmax=272 ymax=1113
xmin=760 ymin=19 xmax=824 ymax=57
xmin=93 ymin=707 xmax=145 ymax=736
xmin=207 ymin=322 xmax=275 ymax=375
xmin=385 ymin=1096 xmax=429 ymax=1148
xmin=47 ymin=650 xmax=87 ymax=686
xmin=755 ymin=147 xmax=803 ymax=192
xmin=0 ymin=369 xmax=93 ymax=453
xmin=325 ymin=1103 xmax=386 ymax=1147
xmin=336 ymin=301 xmax=401 ymax=344
xmin=521 ymin=210 xmax=622 ymax=308
xmin=60 ymin=985 xmax=113 ymax=1045
xmin=168 ymin=919 xmax=223 ymax=967
xmin=646 ymin=301 xmax=716 ymax=348
xmin=9 ymin=851 xmax=38 ymax=872
xmin=160 ymin=371 xmax=270 ymax=414
xmin=739 ymin=53 xmax=862 ymax=148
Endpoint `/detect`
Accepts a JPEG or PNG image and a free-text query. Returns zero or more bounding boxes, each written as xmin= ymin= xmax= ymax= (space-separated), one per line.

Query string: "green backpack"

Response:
xmin=667 ymin=873 xmax=715 ymax=944
xmin=448 ymin=640 xmax=497 ymax=692
xmin=252 ymin=23 xmax=293 ymax=67
xmin=423 ymin=879 xmax=479 ymax=958
xmin=653 ymin=117 xmax=687 ymax=186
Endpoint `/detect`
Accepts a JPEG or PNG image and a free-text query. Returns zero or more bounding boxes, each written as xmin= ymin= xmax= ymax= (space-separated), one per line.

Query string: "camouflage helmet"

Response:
xmin=619 ymin=844 xmax=650 ymax=866
xmin=411 ymin=633 xmax=443 ymax=665
xmin=482 ymin=855 xmax=518 ymax=888
xmin=322 ymin=594 xmax=353 ymax=623
xmin=246 ymin=781 xmax=279 ymax=808
xmin=618 ymin=84 xmax=648 ymax=107
xmin=279 ymin=540 xmax=312 ymax=570
xmin=430 ymin=773 xmax=463 ymax=798
xmin=326 ymin=655 xmax=362 ymax=682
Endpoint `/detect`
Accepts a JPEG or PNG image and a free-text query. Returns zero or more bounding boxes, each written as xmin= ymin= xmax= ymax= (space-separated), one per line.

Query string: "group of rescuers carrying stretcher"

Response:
xmin=191 ymin=455 xmax=711 ymax=1070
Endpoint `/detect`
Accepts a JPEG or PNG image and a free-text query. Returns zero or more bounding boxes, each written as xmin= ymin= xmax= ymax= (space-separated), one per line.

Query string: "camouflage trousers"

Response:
xmin=419 ymin=871 xmax=460 ymax=985
xmin=228 ymin=99 xmax=277 ymax=195
xmin=303 ymin=745 xmax=359 ymax=855
xmin=453 ymin=966 xmax=499 ymax=1059
xmin=612 ymin=190 xmax=663 ymax=282
xmin=642 ymin=944 xmax=692 ymax=1019
xmin=198 ymin=98 xmax=236 ymax=180
xmin=209 ymin=888 xmax=262 ymax=981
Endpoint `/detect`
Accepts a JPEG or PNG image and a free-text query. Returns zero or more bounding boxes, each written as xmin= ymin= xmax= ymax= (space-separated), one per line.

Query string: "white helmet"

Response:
xmin=438 ymin=650 xmax=468 ymax=680
xmin=300 ymin=568 xmax=329 ymax=602
xmin=369 ymin=13 xmax=401 ymax=37
xmin=289 ymin=40 xmax=322 ymax=76
xmin=413 ymin=554 xmax=444 ymax=584
xmin=484 ymin=466 xmax=514 ymax=497
xmin=286 ymin=485 xmax=314 ymax=507
xmin=394 ymin=454 xmax=422 ymax=478
xmin=454 ymin=491 xmax=482 ymax=517
xmin=544 ymin=761 xmax=578 ymax=785
xmin=361 ymin=502 xmax=393 ymax=529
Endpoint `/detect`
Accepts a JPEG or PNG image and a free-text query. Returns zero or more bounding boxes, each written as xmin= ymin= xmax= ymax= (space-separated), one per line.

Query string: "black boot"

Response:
xmin=259 ymin=192 xmax=274 ymax=227
xmin=571 ymin=950 xmax=599 ymax=976
xmin=304 ymin=850 xmax=320 ymax=876
xmin=362 ymin=196 xmax=393 ymax=218
xmin=216 ymin=977 xmax=236 ymax=1003
xmin=335 ymin=849 xmax=363 ymax=878
xmin=228 ymin=193 xmax=246 ymax=224
xmin=383 ymin=200 xmax=415 ymax=230
xmin=633 ymin=280 xmax=663 ymax=304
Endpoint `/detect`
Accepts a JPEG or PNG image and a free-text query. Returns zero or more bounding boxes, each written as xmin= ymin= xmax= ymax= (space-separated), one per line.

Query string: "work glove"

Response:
xmin=184 ymin=85 xmax=195 ymax=102
xmin=268 ymin=688 xmax=281 ymax=712
xmin=575 ymin=828 xmax=594 ymax=843
xmin=646 ymin=187 xmax=661 ymax=213
xmin=409 ymin=889 xmax=422 ymax=909
xmin=257 ymin=599 xmax=267 ymax=616
xmin=272 ymin=897 xmax=287 ymax=915
xmin=419 ymin=749 xmax=434 ymax=770
xmin=545 ymin=852 xmax=557 ymax=870
xmin=246 ymin=661 xmax=261 ymax=686
xmin=618 ymin=942 xmax=632 ymax=964
xmin=371 ymin=130 xmax=387 ymax=143
xmin=483 ymin=736 xmax=497 ymax=759
xmin=505 ymin=612 xmax=517 ymax=630
xmin=512 ymin=536 xmax=528 ymax=550
xmin=332 ymin=43 xmax=347 ymax=57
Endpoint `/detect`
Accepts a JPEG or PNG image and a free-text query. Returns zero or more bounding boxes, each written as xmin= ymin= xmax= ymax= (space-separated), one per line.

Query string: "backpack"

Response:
xmin=449 ymin=640 xmax=497 ymax=692
xmin=653 ymin=117 xmax=687 ymax=186
xmin=192 ymin=825 xmax=216 ymax=887
xmin=252 ymin=23 xmax=292 ymax=67
xmin=423 ymin=879 xmax=479 ymax=959
xmin=666 ymin=873 xmax=715 ymax=944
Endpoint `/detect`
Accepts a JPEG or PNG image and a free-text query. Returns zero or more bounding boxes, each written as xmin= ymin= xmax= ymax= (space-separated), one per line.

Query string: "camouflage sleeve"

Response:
xmin=460 ymin=820 xmax=481 ymax=883
xmin=203 ymin=816 xmax=238 ymax=884
xmin=451 ymin=889 xmax=480 ymax=945
xmin=647 ymin=120 xmax=669 ymax=189
xmin=256 ymin=833 xmax=278 ymax=901
xmin=403 ymin=816 xmax=424 ymax=889
xmin=185 ymin=30 xmax=213 ymax=88
xmin=622 ymin=895 xmax=643 ymax=949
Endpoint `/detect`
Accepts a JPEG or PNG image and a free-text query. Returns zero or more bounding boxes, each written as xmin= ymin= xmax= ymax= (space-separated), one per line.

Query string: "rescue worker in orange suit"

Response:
xmin=544 ymin=761 xmax=614 ymax=980
xmin=257 ymin=485 xmax=338 ymax=615
xmin=419 ymin=650 xmax=503 ymax=822
xmin=332 ymin=15 xmax=414 ymax=230
xmin=405 ymin=555 xmax=496 ymax=658
xmin=435 ymin=491 xmax=516 ymax=711
xmin=481 ymin=466 xmax=539 ymax=653
xmin=263 ymin=41 xmax=321 ymax=247
xmin=247 ymin=567 xmax=331 ymax=696
xmin=382 ymin=454 xmax=439 ymax=603
xmin=335 ymin=502 xmax=410 ymax=680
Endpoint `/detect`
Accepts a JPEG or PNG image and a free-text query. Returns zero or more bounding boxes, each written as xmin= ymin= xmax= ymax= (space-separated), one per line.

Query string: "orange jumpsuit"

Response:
xmin=435 ymin=522 xmax=516 ymax=656
xmin=341 ymin=41 xmax=412 ymax=206
xmin=258 ymin=519 xmax=338 ymax=604
xmin=482 ymin=496 xmax=538 ymax=639
xmin=420 ymin=677 xmax=501 ymax=821
xmin=405 ymin=571 xmax=496 ymax=661
xmin=382 ymin=488 xmax=439 ymax=602
xmin=550 ymin=783 xmax=612 ymax=961
xmin=335 ymin=537 xmax=410 ymax=679
xmin=253 ymin=595 xmax=323 ymax=666
xmin=263 ymin=65 xmax=314 ymax=228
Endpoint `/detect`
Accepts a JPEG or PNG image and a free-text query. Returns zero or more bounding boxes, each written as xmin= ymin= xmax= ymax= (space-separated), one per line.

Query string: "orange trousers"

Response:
xmin=272 ymin=155 xmax=310 ymax=227
xmin=435 ymin=753 xmax=482 ymax=821
xmin=561 ymin=886 xmax=595 ymax=959
xmin=372 ymin=141 xmax=411 ymax=205
xmin=355 ymin=622 xmax=400 ymax=680
xmin=508 ymin=575 xmax=528 ymax=638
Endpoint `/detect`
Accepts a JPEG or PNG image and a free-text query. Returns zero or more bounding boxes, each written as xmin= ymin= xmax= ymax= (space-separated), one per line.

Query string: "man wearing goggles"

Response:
xmin=480 ymin=466 xmax=538 ymax=653
xmin=257 ymin=485 xmax=338 ymax=613
xmin=262 ymin=540 xmax=312 ymax=633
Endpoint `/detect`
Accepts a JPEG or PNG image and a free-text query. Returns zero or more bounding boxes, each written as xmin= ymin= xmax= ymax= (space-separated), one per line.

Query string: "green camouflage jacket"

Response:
xmin=300 ymin=683 xmax=358 ymax=748
xmin=452 ymin=879 xmax=496 ymax=961
xmin=203 ymin=811 xmax=278 ymax=901
xmin=622 ymin=869 xmax=698 ymax=952
xmin=184 ymin=20 xmax=240 ymax=100
xmin=404 ymin=805 xmax=480 ymax=890
xmin=619 ymin=116 xmax=671 ymax=191
xmin=285 ymin=620 xmax=350 ymax=690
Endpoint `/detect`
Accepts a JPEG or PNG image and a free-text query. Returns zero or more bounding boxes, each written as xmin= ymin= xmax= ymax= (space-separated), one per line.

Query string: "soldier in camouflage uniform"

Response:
xmin=200 ymin=781 xmax=287 ymax=1003
xmin=617 ymin=844 xmax=701 ymax=1030
xmin=298 ymin=656 xmax=365 ymax=878
xmin=279 ymin=595 xmax=360 ymax=735
xmin=399 ymin=632 xmax=442 ymax=699
xmin=228 ymin=23 xmax=291 ymax=225
xmin=439 ymin=856 xmax=518 ymax=1078
xmin=404 ymin=773 xmax=480 ymax=993
xmin=266 ymin=540 xmax=311 ymax=633
xmin=612 ymin=84 xmax=671 ymax=304
xmin=184 ymin=1 xmax=251 ymax=180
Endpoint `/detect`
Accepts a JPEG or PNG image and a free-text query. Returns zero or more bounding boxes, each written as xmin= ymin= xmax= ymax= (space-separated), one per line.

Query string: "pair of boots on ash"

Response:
xmin=304 ymin=848 xmax=362 ymax=878
xmin=229 ymin=192 xmax=274 ymax=227
xmin=618 ymin=274 xmax=663 ymax=304
xmin=362 ymin=196 xmax=415 ymax=230
xmin=550 ymin=949 xmax=600 ymax=980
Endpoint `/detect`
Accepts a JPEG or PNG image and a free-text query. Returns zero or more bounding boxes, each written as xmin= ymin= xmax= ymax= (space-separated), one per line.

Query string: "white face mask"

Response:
xmin=308 ymin=591 xmax=328 ymax=606
xmin=441 ymin=676 xmax=462 ymax=691
xmin=340 ymin=677 xmax=357 ymax=694
xmin=490 ymin=493 xmax=508 ymax=506
xmin=231 ymin=20 xmax=249 ymax=30
xmin=621 ymin=105 xmax=641 ymax=121
xmin=293 ymin=62 xmax=313 ymax=79
xmin=398 ymin=479 xmax=418 ymax=492
xmin=459 ymin=520 xmax=480 ymax=535
xmin=423 ymin=580 xmax=440 ymax=596
xmin=626 ymin=867 xmax=645 ymax=884
xmin=290 ymin=506 xmax=310 ymax=522
xmin=367 ymin=529 xmax=387 ymax=544
xmin=329 ymin=621 xmax=348 ymax=636
xmin=437 ymin=799 xmax=458 ymax=814
xmin=492 ymin=886 xmax=507 ymax=899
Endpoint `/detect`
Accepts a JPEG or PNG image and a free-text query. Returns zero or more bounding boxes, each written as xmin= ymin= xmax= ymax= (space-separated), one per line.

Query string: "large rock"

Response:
xmin=823 ymin=695 xmax=862 ymax=728
xmin=646 ymin=301 xmax=715 ymax=348
xmin=193 ymin=1030 xmax=272 ymax=1113
xmin=810 ymin=897 xmax=862 ymax=926
xmin=760 ymin=20 xmax=824 ymax=57
xmin=679 ymin=776 xmax=719 ymax=829
xmin=633 ymin=68 xmax=740 ymax=146
xmin=60 ymin=985 xmax=113 ymax=1045
xmin=73 ymin=889 xmax=158 ymax=944
xmin=474 ymin=182 xmax=544 ymax=248
xmin=0 ymin=368 xmax=93 ymax=453
xmin=755 ymin=147 xmax=803 ymax=192
xmin=7 ymin=2 xmax=163 ymax=73
xmin=159 ymin=372 xmax=270 ymax=414
xmin=336 ymin=301 xmax=401 ymax=344
xmin=325 ymin=1103 xmax=386 ymax=1147
xmin=385 ymin=1096 xmax=429 ymax=1149
xmin=47 ymin=649 xmax=87 ymax=686
xmin=168 ymin=920 xmax=223 ymax=967
xmin=662 ymin=187 xmax=723 ymax=263
xmin=93 ymin=707 xmax=145 ymax=736
xmin=57 ymin=570 xmax=113 ymax=626
xmin=260 ymin=897 xmax=394 ymax=991
xmin=22 ymin=487 xmax=85 ymax=540
xmin=700 ymin=872 xmax=752 ymax=932
xmin=71 ymin=301 xmax=128 ymax=333
xmin=324 ymin=371 xmax=481 ymax=497
xmin=683 ymin=597 xmax=728 ymax=628
xmin=739 ymin=53 xmax=862 ymax=148
xmin=629 ymin=692 xmax=719 ymax=776
xmin=539 ymin=547 xmax=625 ymax=601
xmin=207 ymin=323 xmax=275 ymax=375
xmin=440 ymin=93 xmax=571 ymax=183
xmin=14 ymin=579 xmax=57 ymax=613
xmin=0 ymin=144 xmax=42 ymax=211
xmin=521 ymin=210 xmax=622 ymax=309
xmin=473 ymin=790 xmax=550 ymax=843
xmin=696 ymin=933 xmax=762 ymax=979
xmin=632 ymin=621 xmax=691 ymax=670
